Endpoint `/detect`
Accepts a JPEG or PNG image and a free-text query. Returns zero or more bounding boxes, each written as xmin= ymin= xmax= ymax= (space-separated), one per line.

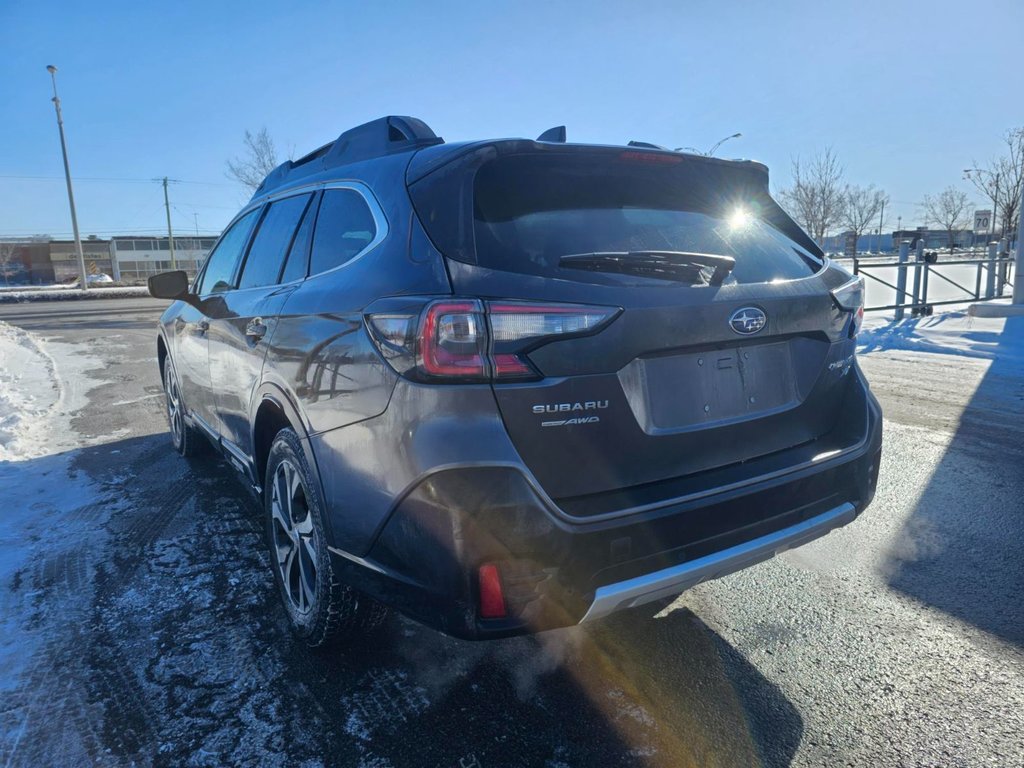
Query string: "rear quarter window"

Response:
xmin=309 ymin=189 xmax=378 ymax=276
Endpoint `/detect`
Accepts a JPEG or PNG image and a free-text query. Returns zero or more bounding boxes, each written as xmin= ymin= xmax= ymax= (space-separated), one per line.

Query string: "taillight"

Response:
xmin=831 ymin=277 xmax=865 ymax=337
xmin=419 ymin=300 xmax=488 ymax=379
xmin=366 ymin=298 xmax=619 ymax=383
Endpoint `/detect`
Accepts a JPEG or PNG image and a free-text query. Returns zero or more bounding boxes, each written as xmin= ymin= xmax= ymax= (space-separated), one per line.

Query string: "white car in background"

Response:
xmin=68 ymin=273 xmax=114 ymax=287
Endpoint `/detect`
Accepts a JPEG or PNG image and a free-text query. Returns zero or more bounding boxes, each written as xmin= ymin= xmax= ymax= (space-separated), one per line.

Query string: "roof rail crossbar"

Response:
xmin=252 ymin=115 xmax=443 ymax=198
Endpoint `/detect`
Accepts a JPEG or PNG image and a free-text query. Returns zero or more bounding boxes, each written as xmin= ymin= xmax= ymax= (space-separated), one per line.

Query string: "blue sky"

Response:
xmin=1 ymin=0 xmax=1021 ymax=239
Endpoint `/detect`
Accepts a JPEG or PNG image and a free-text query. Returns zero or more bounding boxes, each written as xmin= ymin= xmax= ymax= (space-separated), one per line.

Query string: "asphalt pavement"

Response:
xmin=0 ymin=297 xmax=1021 ymax=768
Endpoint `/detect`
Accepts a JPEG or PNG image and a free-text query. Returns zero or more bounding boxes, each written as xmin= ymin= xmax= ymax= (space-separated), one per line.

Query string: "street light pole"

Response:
xmin=46 ymin=65 xmax=89 ymax=289
xmin=707 ymin=132 xmax=742 ymax=157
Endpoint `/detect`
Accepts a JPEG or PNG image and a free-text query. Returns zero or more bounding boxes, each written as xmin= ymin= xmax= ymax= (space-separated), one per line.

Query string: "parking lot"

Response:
xmin=1 ymin=296 xmax=1022 ymax=768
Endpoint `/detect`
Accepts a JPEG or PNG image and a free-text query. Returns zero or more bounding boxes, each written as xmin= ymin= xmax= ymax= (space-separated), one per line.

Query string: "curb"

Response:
xmin=968 ymin=302 xmax=1024 ymax=318
xmin=0 ymin=288 xmax=153 ymax=304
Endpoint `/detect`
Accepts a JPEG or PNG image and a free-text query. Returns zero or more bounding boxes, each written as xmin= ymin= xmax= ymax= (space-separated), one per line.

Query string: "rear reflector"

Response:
xmin=478 ymin=563 xmax=507 ymax=619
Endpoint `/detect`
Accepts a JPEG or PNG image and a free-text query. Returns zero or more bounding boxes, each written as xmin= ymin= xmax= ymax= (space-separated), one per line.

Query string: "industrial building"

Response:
xmin=111 ymin=236 xmax=216 ymax=281
xmin=0 ymin=235 xmax=214 ymax=285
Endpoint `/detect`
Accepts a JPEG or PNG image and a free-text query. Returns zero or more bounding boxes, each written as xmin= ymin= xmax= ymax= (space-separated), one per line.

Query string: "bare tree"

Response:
xmin=226 ymin=128 xmax=279 ymax=192
xmin=0 ymin=242 xmax=20 ymax=286
xmin=778 ymin=147 xmax=845 ymax=245
xmin=841 ymin=184 xmax=889 ymax=243
xmin=965 ymin=127 xmax=1024 ymax=242
xmin=994 ymin=127 xmax=1022 ymax=241
xmin=922 ymin=187 xmax=973 ymax=253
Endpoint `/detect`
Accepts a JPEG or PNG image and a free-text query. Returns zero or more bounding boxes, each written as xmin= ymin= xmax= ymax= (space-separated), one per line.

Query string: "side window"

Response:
xmin=279 ymin=193 xmax=318 ymax=284
xmin=309 ymin=189 xmax=377 ymax=276
xmin=237 ymin=193 xmax=312 ymax=290
xmin=197 ymin=209 xmax=260 ymax=295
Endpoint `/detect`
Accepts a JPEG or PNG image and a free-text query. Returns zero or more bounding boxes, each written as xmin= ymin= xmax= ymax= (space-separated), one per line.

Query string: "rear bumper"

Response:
xmin=580 ymin=502 xmax=856 ymax=622
xmin=326 ymin=372 xmax=881 ymax=639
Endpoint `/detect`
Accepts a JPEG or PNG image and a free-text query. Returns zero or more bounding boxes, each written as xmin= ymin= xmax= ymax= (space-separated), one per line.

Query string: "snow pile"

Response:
xmin=859 ymin=308 xmax=1024 ymax=367
xmin=0 ymin=286 xmax=151 ymax=303
xmin=0 ymin=321 xmax=61 ymax=460
xmin=0 ymin=320 xmax=105 ymax=460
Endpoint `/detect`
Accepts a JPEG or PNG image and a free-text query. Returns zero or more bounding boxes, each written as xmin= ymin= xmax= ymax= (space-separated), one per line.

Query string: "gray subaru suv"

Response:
xmin=149 ymin=116 xmax=882 ymax=645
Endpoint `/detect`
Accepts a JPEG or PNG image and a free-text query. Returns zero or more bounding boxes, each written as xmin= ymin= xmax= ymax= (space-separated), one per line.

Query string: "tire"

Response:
xmin=264 ymin=428 xmax=388 ymax=648
xmin=162 ymin=356 xmax=206 ymax=457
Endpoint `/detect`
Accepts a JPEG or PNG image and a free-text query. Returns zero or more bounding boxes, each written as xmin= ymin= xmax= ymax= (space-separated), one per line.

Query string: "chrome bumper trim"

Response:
xmin=579 ymin=502 xmax=857 ymax=623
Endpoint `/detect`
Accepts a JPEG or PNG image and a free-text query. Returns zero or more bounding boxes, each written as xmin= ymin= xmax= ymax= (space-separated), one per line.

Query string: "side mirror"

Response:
xmin=148 ymin=270 xmax=192 ymax=301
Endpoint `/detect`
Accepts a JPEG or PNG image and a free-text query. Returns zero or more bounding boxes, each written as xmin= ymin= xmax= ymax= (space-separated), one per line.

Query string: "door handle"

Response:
xmin=246 ymin=317 xmax=267 ymax=341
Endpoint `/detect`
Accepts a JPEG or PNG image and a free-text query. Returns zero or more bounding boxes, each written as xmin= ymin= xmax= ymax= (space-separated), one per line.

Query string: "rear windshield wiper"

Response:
xmin=558 ymin=251 xmax=735 ymax=286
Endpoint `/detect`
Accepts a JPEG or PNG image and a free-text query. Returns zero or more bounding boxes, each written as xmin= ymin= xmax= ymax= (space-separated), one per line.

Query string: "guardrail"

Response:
xmin=851 ymin=253 xmax=1016 ymax=316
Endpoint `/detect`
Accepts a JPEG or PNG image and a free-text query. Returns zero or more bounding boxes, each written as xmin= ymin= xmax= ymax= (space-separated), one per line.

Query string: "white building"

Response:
xmin=111 ymin=236 xmax=216 ymax=281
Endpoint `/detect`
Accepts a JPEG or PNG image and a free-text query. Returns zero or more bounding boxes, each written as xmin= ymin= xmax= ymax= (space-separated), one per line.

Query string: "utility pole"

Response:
xmin=1014 ymin=182 xmax=1024 ymax=304
xmin=877 ymin=199 xmax=886 ymax=254
xmin=193 ymin=213 xmax=200 ymax=237
xmin=162 ymin=177 xmax=176 ymax=270
xmin=991 ymin=172 xmax=1000 ymax=242
xmin=46 ymin=65 xmax=89 ymax=289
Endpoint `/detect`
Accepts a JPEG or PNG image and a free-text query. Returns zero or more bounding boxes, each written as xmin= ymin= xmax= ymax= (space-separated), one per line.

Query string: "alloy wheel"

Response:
xmin=164 ymin=363 xmax=184 ymax=448
xmin=270 ymin=459 xmax=318 ymax=615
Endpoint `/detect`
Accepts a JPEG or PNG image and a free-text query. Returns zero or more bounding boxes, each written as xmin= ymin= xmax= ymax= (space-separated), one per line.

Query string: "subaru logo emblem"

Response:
xmin=729 ymin=307 xmax=767 ymax=335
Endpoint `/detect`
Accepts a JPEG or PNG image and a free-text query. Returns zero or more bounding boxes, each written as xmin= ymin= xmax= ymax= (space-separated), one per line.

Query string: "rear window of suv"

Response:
xmin=413 ymin=150 xmax=822 ymax=286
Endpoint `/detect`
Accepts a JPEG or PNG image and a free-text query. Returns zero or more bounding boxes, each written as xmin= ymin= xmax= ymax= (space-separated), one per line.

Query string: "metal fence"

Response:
xmin=851 ymin=250 xmax=1016 ymax=317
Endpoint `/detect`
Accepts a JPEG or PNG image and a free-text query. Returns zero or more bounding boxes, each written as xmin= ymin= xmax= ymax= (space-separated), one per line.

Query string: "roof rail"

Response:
xmin=253 ymin=116 xmax=442 ymax=198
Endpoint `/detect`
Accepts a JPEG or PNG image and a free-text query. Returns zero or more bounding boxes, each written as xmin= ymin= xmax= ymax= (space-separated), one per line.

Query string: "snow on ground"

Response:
xmin=0 ymin=320 xmax=107 ymax=714
xmin=0 ymin=286 xmax=150 ymax=303
xmin=858 ymin=301 xmax=1024 ymax=365
xmin=0 ymin=321 xmax=104 ymax=458
xmin=0 ymin=283 xmax=74 ymax=292
xmin=0 ymin=322 xmax=60 ymax=460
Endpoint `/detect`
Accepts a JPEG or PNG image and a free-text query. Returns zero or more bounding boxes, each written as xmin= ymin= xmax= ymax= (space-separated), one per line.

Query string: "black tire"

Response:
xmin=264 ymin=428 xmax=388 ymax=648
xmin=162 ymin=356 xmax=206 ymax=457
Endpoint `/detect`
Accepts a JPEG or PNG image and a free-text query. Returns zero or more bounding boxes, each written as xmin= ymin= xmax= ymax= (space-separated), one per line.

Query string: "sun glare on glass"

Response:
xmin=728 ymin=208 xmax=753 ymax=230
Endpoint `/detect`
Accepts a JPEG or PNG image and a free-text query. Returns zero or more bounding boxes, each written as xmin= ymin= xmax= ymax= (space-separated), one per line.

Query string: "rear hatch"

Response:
xmin=408 ymin=142 xmax=858 ymax=510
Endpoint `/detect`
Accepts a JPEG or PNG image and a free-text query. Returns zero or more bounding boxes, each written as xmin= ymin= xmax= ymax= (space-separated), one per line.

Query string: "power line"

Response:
xmin=174 ymin=201 xmax=240 ymax=210
xmin=0 ymin=174 xmax=235 ymax=187
xmin=0 ymin=227 xmax=223 ymax=237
